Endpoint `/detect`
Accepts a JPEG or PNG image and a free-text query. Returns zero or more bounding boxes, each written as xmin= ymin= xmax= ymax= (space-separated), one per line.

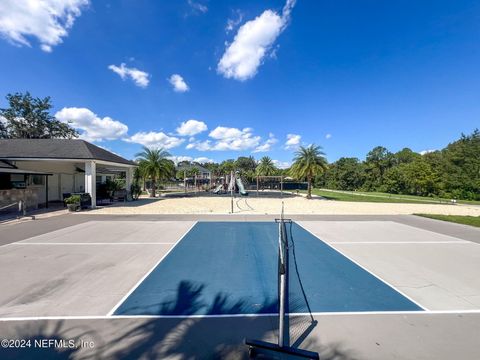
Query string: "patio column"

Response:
xmin=126 ymin=167 xmax=134 ymax=200
xmin=85 ymin=161 xmax=96 ymax=208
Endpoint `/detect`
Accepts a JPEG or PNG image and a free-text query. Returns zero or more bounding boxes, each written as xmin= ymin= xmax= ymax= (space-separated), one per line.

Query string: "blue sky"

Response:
xmin=0 ymin=0 xmax=479 ymax=166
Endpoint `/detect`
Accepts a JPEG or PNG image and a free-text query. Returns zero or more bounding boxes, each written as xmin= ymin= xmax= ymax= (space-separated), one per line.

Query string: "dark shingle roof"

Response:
xmin=0 ymin=139 xmax=136 ymax=166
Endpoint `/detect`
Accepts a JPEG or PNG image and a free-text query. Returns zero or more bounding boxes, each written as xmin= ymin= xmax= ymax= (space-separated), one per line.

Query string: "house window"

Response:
xmin=30 ymin=175 xmax=45 ymax=186
xmin=10 ymin=174 xmax=26 ymax=189
xmin=11 ymin=174 xmax=24 ymax=182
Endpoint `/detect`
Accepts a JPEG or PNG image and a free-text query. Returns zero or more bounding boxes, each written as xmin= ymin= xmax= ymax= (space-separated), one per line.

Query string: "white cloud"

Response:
xmin=55 ymin=107 xmax=128 ymax=142
xmin=253 ymin=133 xmax=277 ymax=152
xmin=188 ymin=126 xmax=262 ymax=151
xmin=168 ymin=155 xmax=193 ymax=164
xmin=209 ymin=126 xmax=244 ymax=140
xmin=420 ymin=149 xmax=436 ymax=155
xmin=188 ymin=0 xmax=208 ymax=14
xmin=325 ymin=133 xmax=332 ymax=139
xmin=194 ymin=157 xmax=214 ymax=163
xmin=125 ymin=131 xmax=184 ymax=149
xmin=168 ymin=74 xmax=190 ymax=93
xmin=176 ymin=119 xmax=207 ymax=136
xmin=168 ymin=155 xmax=214 ymax=165
xmin=0 ymin=0 xmax=88 ymax=52
xmin=272 ymin=160 xmax=291 ymax=169
xmin=217 ymin=0 xmax=296 ymax=81
xmin=209 ymin=126 xmax=261 ymax=151
xmin=108 ymin=63 xmax=150 ymax=88
xmin=186 ymin=140 xmax=211 ymax=151
xmin=285 ymin=133 xmax=301 ymax=149
xmin=226 ymin=10 xmax=244 ymax=33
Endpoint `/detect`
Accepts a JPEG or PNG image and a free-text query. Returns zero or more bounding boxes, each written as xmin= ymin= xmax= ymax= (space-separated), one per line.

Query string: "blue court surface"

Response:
xmin=114 ymin=222 xmax=422 ymax=316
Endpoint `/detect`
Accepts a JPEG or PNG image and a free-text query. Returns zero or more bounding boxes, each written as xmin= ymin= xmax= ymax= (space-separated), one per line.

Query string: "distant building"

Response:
xmin=176 ymin=163 xmax=211 ymax=180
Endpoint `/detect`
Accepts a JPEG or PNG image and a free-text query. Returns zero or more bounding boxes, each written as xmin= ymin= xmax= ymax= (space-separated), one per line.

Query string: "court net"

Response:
xmin=246 ymin=203 xmax=319 ymax=359
xmin=278 ymin=205 xmax=317 ymax=349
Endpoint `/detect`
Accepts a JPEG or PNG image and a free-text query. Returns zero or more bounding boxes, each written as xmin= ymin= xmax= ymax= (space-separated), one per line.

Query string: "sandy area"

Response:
xmin=90 ymin=195 xmax=480 ymax=216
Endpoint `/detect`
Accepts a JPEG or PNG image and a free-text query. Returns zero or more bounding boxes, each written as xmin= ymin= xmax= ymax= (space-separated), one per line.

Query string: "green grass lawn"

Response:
xmin=308 ymin=189 xmax=444 ymax=204
xmin=308 ymin=189 xmax=480 ymax=205
xmin=415 ymin=214 xmax=480 ymax=228
xmin=359 ymin=191 xmax=480 ymax=205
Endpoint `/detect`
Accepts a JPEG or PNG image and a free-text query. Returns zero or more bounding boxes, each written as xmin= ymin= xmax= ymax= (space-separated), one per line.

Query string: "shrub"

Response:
xmin=64 ymin=195 xmax=81 ymax=204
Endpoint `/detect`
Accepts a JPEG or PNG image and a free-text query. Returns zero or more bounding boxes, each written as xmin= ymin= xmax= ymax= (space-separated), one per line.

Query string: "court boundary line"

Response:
xmin=390 ymin=220 xmax=480 ymax=245
xmin=7 ymin=221 xmax=98 ymax=245
xmin=8 ymin=242 xmax=177 ymax=246
xmin=1 ymin=309 xmax=480 ymax=322
xmin=9 ymin=220 xmax=191 ymax=246
xmin=297 ymin=220 xmax=479 ymax=245
xmin=106 ymin=221 xmax=198 ymax=316
xmin=328 ymin=241 xmax=470 ymax=245
xmin=295 ymin=222 xmax=429 ymax=311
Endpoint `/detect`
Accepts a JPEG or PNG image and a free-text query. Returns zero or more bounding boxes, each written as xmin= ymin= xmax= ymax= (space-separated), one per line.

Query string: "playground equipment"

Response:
xmin=256 ymin=175 xmax=284 ymax=196
xmin=236 ymin=174 xmax=248 ymax=196
xmin=255 ymin=176 xmax=308 ymax=196
xmin=212 ymin=184 xmax=224 ymax=194
xmin=214 ymin=171 xmax=248 ymax=196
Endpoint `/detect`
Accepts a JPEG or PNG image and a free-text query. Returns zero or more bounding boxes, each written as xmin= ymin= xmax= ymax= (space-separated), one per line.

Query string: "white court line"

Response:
xmin=393 ymin=221 xmax=480 ymax=245
xmin=1 ymin=309 xmax=480 ymax=322
xmin=8 ymin=242 xmax=177 ymax=246
xmin=105 ymin=221 xmax=198 ymax=317
xmin=12 ymin=221 xmax=98 ymax=244
xmin=296 ymin=222 xmax=429 ymax=311
xmin=328 ymin=241 xmax=470 ymax=245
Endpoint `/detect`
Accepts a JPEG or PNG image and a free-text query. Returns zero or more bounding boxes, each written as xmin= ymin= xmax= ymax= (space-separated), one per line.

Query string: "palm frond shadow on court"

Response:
xmin=107 ymin=280 xmax=360 ymax=359
xmin=0 ymin=320 xmax=107 ymax=360
xmin=1 ymin=281 xmax=360 ymax=359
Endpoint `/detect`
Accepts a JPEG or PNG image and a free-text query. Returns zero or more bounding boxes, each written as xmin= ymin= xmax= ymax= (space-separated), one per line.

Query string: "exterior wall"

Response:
xmin=11 ymin=161 xmax=84 ymax=202
xmin=0 ymin=188 xmax=41 ymax=210
xmin=74 ymin=173 xmax=84 ymax=192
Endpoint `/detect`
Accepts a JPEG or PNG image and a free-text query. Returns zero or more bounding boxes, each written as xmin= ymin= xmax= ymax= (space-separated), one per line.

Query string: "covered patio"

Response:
xmin=0 ymin=139 xmax=137 ymax=210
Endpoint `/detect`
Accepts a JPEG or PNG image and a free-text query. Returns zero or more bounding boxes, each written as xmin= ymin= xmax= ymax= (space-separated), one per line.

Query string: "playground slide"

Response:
xmin=213 ymin=184 xmax=223 ymax=194
xmin=236 ymin=178 xmax=248 ymax=196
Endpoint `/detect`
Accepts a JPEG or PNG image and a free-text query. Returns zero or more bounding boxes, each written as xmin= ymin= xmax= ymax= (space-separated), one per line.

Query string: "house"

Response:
xmin=176 ymin=163 xmax=211 ymax=180
xmin=0 ymin=139 xmax=136 ymax=210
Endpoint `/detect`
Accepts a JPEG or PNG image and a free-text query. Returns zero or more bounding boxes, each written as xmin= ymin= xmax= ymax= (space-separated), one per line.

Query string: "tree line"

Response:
xmin=316 ymin=130 xmax=480 ymax=200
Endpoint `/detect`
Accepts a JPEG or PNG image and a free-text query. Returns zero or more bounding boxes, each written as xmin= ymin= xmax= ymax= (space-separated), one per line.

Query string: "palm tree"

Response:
xmin=137 ymin=160 xmax=148 ymax=191
xmin=256 ymin=156 xmax=277 ymax=176
xmin=135 ymin=146 xmax=173 ymax=197
xmin=290 ymin=145 xmax=328 ymax=199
